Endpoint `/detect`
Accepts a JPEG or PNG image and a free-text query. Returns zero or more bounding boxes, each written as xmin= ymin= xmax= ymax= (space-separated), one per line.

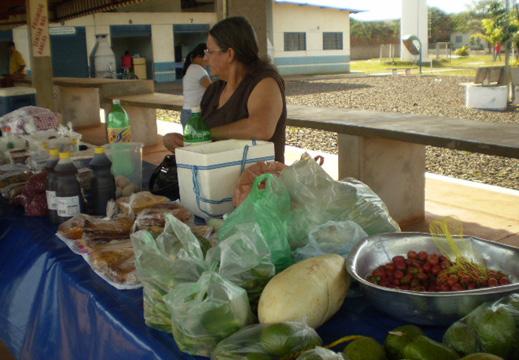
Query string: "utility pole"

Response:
xmin=504 ymin=0 xmax=512 ymax=103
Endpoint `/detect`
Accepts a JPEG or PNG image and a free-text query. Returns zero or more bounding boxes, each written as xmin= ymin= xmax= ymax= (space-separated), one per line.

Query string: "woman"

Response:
xmin=163 ymin=16 xmax=286 ymax=163
xmin=180 ymin=43 xmax=212 ymax=127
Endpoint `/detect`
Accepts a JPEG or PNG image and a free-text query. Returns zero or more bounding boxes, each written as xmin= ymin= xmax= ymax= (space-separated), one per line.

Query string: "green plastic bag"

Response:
xmin=297 ymin=347 xmax=343 ymax=360
xmin=131 ymin=214 xmax=207 ymax=331
xmin=211 ymin=321 xmax=322 ymax=359
xmin=218 ymin=173 xmax=293 ymax=272
xmin=280 ymin=154 xmax=400 ymax=249
xmin=165 ymin=271 xmax=254 ymax=356
xmin=443 ymin=293 xmax=519 ymax=359
xmin=207 ymin=223 xmax=275 ymax=309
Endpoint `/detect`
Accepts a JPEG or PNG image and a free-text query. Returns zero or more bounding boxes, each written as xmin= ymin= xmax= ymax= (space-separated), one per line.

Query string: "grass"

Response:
xmin=350 ymin=54 xmax=517 ymax=77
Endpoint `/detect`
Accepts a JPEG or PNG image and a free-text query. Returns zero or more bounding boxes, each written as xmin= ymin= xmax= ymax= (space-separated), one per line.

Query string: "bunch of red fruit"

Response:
xmin=366 ymin=250 xmax=511 ymax=292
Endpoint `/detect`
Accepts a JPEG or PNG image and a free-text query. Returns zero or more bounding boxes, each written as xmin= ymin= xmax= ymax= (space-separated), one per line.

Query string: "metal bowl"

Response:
xmin=346 ymin=232 xmax=519 ymax=325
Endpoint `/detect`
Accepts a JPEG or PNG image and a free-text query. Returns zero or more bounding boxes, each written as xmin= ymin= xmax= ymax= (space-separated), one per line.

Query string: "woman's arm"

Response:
xmin=200 ymin=76 xmax=212 ymax=89
xmin=210 ymin=77 xmax=283 ymax=140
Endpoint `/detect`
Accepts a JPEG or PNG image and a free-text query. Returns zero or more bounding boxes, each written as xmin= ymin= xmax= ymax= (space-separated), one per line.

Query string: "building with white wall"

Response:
xmin=5 ymin=0 xmax=358 ymax=82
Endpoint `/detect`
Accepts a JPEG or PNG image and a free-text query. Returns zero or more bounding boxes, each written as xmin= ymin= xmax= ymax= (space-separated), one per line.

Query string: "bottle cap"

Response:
xmin=94 ymin=146 xmax=105 ymax=154
xmin=113 ymin=99 xmax=120 ymax=105
xmin=191 ymin=106 xmax=201 ymax=113
xmin=49 ymin=148 xmax=59 ymax=157
xmin=59 ymin=152 xmax=71 ymax=160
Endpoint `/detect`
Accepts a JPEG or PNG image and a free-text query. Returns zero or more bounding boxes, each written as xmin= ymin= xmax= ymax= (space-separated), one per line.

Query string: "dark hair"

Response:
xmin=8 ymin=41 xmax=15 ymax=48
xmin=181 ymin=43 xmax=207 ymax=77
xmin=209 ymin=16 xmax=275 ymax=75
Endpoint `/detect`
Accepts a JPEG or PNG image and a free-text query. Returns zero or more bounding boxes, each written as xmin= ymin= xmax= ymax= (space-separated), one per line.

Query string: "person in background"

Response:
xmin=8 ymin=42 xmax=26 ymax=78
xmin=179 ymin=43 xmax=211 ymax=127
xmin=121 ymin=50 xmax=133 ymax=75
xmin=163 ymin=17 xmax=286 ymax=163
xmin=495 ymin=42 xmax=502 ymax=61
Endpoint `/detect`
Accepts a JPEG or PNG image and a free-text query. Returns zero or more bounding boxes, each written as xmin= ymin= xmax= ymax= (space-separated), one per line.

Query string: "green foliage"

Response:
xmin=350 ymin=18 xmax=399 ymax=46
xmin=454 ymin=46 xmax=470 ymax=56
xmin=429 ymin=7 xmax=454 ymax=43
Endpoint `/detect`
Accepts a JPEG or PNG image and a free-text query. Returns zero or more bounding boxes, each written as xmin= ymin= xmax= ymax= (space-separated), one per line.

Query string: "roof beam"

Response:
xmin=54 ymin=0 xmax=146 ymax=21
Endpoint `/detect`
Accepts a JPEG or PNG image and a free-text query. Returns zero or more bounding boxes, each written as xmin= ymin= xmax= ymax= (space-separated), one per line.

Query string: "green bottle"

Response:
xmin=107 ymin=99 xmax=131 ymax=143
xmin=183 ymin=106 xmax=211 ymax=146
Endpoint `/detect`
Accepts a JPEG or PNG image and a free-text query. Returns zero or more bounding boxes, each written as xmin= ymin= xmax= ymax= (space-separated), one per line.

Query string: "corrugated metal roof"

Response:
xmin=274 ymin=0 xmax=362 ymax=13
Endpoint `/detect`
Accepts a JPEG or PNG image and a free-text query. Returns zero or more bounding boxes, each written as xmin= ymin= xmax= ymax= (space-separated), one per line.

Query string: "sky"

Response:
xmin=277 ymin=0 xmax=475 ymax=21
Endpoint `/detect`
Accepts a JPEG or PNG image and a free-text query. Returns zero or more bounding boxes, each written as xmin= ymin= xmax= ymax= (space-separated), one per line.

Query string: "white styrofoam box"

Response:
xmin=176 ymin=139 xmax=275 ymax=219
xmin=465 ymin=84 xmax=508 ymax=111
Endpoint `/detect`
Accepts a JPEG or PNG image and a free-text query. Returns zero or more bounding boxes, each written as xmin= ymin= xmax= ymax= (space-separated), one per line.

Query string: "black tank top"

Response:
xmin=200 ymin=68 xmax=286 ymax=163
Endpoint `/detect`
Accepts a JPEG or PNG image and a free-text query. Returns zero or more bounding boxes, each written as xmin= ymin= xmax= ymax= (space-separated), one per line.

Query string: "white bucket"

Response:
xmin=175 ymin=139 xmax=275 ymax=219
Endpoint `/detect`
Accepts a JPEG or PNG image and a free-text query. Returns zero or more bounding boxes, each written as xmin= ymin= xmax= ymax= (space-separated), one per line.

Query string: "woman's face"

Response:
xmin=205 ymin=35 xmax=229 ymax=79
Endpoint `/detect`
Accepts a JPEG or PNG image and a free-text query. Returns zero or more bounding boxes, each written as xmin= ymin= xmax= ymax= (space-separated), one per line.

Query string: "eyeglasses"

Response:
xmin=204 ymin=48 xmax=224 ymax=56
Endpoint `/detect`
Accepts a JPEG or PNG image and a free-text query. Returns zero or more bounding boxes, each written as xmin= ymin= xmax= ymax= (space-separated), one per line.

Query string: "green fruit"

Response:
xmin=470 ymin=307 xmax=517 ymax=358
xmin=402 ymin=335 xmax=459 ymax=360
xmin=200 ymin=305 xmax=241 ymax=337
xmin=384 ymin=325 xmax=423 ymax=360
xmin=243 ymin=353 xmax=273 ymax=360
xmin=260 ymin=323 xmax=321 ymax=356
xmin=459 ymin=353 xmax=503 ymax=360
xmin=343 ymin=337 xmax=386 ymax=360
xmin=443 ymin=321 xmax=479 ymax=355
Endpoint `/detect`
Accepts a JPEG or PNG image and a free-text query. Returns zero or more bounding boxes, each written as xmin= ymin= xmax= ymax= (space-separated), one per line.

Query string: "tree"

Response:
xmin=429 ymin=7 xmax=454 ymax=43
xmin=350 ymin=19 xmax=400 ymax=46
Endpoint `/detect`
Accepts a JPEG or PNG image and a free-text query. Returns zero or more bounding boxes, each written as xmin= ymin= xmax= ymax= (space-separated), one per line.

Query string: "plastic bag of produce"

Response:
xmin=165 ymin=271 xmax=254 ymax=356
xmin=218 ymin=173 xmax=293 ymax=272
xmin=130 ymin=214 xmax=207 ymax=331
xmin=293 ymin=220 xmax=368 ymax=261
xmin=211 ymin=321 xmax=322 ymax=360
xmin=207 ymin=223 xmax=275 ymax=308
xmin=296 ymin=347 xmax=343 ymax=360
xmin=443 ymin=293 xmax=519 ymax=359
xmin=280 ymin=154 xmax=400 ymax=249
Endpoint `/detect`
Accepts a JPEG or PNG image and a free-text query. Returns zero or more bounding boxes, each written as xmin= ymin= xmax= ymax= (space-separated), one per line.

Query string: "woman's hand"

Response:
xmin=163 ymin=133 xmax=184 ymax=153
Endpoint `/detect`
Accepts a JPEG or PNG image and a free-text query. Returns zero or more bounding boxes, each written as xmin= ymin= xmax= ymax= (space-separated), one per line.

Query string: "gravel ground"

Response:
xmin=158 ymin=74 xmax=519 ymax=190
xmin=284 ymin=75 xmax=519 ymax=190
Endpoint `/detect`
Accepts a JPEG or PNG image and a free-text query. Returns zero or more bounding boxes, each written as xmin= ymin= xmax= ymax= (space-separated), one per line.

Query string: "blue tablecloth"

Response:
xmin=0 ymin=165 xmax=446 ymax=359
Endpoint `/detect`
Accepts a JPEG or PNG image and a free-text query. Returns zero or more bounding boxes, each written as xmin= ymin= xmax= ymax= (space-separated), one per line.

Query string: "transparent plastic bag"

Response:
xmin=207 ymin=223 xmax=275 ymax=308
xmin=218 ymin=173 xmax=293 ymax=272
xmin=293 ymin=220 xmax=368 ymax=261
xmin=296 ymin=347 xmax=344 ymax=360
xmin=280 ymin=154 xmax=400 ymax=249
xmin=130 ymin=214 xmax=207 ymax=331
xmin=443 ymin=293 xmax=519 ymax=359
xmin=165 ymin=271 xmax=254 ymax=357
xmin=211 ymin=321 xmax=322 ymax=360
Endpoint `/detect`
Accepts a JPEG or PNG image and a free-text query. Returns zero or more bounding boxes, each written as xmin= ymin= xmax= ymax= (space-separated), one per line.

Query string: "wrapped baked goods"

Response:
xmin=89 ymin=240 xmax=138 ymax=286
xmin=132 ymin=203 xmax=192 ymax=235
xmin=58 ymin=214 xmax=97 ymax=240
xmin=233 ymin=161 xmax=287 ymax=207
xmin=116 ymin=191 xmax=170 ymax=217
xmin=0 ymin=171 xmax=31 ymax=189
xmin=83 ymin=216 xmax=134 ymax=247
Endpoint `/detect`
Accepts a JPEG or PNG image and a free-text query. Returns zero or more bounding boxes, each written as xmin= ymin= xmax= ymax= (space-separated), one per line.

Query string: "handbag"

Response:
xmin=148 ymin=155 xmax=180 ymax=200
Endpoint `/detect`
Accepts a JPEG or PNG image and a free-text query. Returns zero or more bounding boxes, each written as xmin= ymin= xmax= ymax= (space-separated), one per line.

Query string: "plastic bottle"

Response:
xmin=45 ymin=148 xmax=60 ymax=223
xmin=89 ymin=146 xmax=115 ymax=216
xmin=55 ymin=152 xmax=82 ymax=223
xmin=183 ymin=106 xmax=211 ymax=146
xmin=107 ymin=99 xmax=131 ymax=143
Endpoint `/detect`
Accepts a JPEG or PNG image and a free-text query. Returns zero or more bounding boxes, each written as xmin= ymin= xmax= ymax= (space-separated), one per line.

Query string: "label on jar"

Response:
xmin=57 ymin=196 xmax=81 ymax=217
xmin=46 ymin=190 xmax=57 ymax=210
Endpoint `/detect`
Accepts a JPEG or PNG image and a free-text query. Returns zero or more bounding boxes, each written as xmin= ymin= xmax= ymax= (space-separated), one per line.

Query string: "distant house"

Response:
xmin=6 ymin=0 xmax=360 ymax=81
xmin=450 ymin=32 xmax=488 ymax=50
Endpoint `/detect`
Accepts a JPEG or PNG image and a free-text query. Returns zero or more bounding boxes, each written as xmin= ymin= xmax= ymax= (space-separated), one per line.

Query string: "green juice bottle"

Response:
xmin=183 ymin=106 xmax=211 ymax=146
xmin=107 ymin=99 xmax=131 ymax=143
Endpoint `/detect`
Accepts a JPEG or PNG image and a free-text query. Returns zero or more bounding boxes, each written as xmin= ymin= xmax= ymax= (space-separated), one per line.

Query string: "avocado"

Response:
xmin=459 ymin=353 xmax=503 ymax=360
xmin=402 ymin=335 xmax=459 ymax=360
xmin=343 ymin=337 xmax=386 ymax=360
xmin=443 ymin=321 xmax=479 ymax=355
xmin=470 ymin=306 xmax=518 ymax=358
xmin=384 ymin=324 xmax=423 ymax=360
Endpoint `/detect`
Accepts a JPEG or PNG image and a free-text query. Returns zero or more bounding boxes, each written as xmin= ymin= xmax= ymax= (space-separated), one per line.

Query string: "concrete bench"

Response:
xmin=286 ymin=105 xmax=519 ymax=225
xmin=103 ymin=93 xmax=519 ymax=226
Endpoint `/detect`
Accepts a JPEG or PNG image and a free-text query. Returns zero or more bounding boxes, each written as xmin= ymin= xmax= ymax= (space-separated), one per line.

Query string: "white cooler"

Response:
xmin=175 ymin=139 xmax=275 ymax=219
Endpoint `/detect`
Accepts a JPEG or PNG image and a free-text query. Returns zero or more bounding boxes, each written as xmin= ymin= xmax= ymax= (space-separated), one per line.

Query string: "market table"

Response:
xmin=0 ymin=167 xmax=446 ymax=360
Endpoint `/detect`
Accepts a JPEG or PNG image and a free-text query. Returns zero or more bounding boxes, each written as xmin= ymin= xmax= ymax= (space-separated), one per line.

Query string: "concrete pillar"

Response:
xmin=338 ymin=134 xmax=425 ymax=225
xmin=401 ymin=0 xmax=428 ymax=62
xmin=26 ymin=0 xmax=54 ymax=110
xmin=227 ymin=0 xmax=273 ymax=59
xmin=216 ymin=0 xmax=228 ymax=21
